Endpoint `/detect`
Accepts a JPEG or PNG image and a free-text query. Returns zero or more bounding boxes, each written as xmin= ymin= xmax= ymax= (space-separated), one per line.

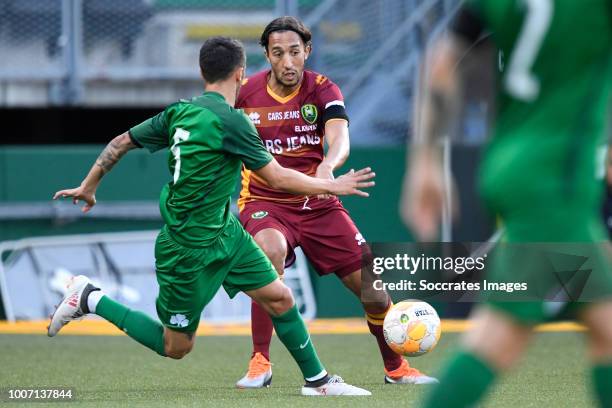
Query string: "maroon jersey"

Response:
xmin=236 ymin=70 xmax=347 ymax=211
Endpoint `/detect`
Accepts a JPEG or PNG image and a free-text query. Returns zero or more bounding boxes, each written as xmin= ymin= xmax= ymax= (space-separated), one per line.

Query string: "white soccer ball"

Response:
xmin=383 ymin=300 xmax=441 ymax=357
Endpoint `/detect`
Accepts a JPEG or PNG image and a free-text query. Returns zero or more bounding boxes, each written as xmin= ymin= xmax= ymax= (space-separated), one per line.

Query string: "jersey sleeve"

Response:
xmin=223 ymin=111 xmax=273 ymax=170
xmin=235 ymin=78 xmax=249 ymax=109
xmin=450 ymin=3 xmax=487 ymax=45
xmin=129 ymin=110 xmax=170 ymax=153
xmin=316 ymin=77 xmax=350 ymax=125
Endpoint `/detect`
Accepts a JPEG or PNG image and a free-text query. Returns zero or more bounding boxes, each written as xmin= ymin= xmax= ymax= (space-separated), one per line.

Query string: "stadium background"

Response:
xmin=0 ymin=0 xmax=496 ymax=321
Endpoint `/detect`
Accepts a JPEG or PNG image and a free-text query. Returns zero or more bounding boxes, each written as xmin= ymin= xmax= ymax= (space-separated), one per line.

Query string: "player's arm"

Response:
xmin=255 ymin=158 xmax=374 ymax=197
xmin=400 ymin=5 xmax=485 ymax=240
xmin=53 ymin=110 xmax=169 ymax=212
xmin=318 ymin=119 xmax=349 ymax=176
xmin=315 ymin=119 xmax=350 ymax=198
xmin=315 ymin=82 xmax=351 ymax=197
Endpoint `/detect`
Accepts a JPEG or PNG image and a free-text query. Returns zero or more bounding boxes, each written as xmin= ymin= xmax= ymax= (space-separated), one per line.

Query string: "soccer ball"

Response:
xmin=383 ymin=300 xmax=441 ymax=357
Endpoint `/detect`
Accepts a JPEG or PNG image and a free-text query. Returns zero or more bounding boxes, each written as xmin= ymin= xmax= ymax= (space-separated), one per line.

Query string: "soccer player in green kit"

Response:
xmin=402 ymin=0 xmax=612 ymax=406
xmin=48 ymin=37 xmax=373 ymax=396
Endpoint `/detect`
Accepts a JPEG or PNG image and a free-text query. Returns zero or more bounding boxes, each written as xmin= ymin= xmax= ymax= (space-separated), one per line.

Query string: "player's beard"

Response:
xmin=277 ymin=70 xmax=301 ymax=88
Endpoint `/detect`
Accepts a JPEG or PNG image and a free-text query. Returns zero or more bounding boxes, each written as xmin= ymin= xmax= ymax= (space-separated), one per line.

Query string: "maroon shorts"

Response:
xmin=239 ymin=197 xmax=367 ymax=278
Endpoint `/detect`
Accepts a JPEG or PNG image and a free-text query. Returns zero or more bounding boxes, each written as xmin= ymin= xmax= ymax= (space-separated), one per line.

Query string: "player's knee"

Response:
xmin=267 ymin=285 xmax=294 ymax=316
xmin=165 ymin=342 xmax=193 ymax=359
xmin=256 ymin=238 xmax=287 ymax=267
xmin=164 ymin=331 xmax=195 ymax=359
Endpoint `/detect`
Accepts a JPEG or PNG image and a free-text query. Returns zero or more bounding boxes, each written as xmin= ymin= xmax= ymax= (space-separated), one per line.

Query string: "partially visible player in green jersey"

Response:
xmin=401 ymin=0 xmax=612 ymax=406
xmin=48 ymin=37 xmax=373 ymax=396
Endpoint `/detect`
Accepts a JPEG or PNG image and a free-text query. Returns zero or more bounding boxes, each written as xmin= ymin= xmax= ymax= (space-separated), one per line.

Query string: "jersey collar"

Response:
xmin=202 ymin=91 xmax=226 ymax=101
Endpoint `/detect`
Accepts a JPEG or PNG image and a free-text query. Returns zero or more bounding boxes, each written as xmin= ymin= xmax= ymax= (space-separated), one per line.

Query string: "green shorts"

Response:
xmin=154 ymin=215 xmax=278 ymax=333
xmin=483 ymin=211 xmax=612 ymax=325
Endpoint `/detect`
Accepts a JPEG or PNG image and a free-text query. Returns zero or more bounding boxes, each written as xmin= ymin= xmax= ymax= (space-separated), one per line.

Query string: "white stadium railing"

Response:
xmin=0 ymin=231 xmax=316 ymax=323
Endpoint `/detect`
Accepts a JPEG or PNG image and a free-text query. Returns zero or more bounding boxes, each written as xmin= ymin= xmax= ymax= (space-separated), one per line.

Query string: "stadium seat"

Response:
xmin=83 ymin=0 xmax=153 ymax=58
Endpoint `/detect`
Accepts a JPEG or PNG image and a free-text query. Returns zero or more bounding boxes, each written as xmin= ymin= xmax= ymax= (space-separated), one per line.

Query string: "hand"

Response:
xmin=330 ymin=167 xmax=375 ymax=197
xmin=315 ymin=163 xmax=334 ymax=199
xmin=53 ymin=185 xmax=97 ymax=213
xmin=400 ymin=150 xmax=451 ymax=241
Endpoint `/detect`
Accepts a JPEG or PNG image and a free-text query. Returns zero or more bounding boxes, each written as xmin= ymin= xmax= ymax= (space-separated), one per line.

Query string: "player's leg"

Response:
xmin=423 ymin=306 xmax=533 ymax=408
xmin=581 ymin=301 xmax=612 ymax=407
xmin=245 ymin=279 xmax=369 ymax=395
xmin=237 ymin=204 xmax=298 ymax=387
xmin=341 ymin=268 xmax=438 ymax=384
xmin=250 ymin=228 xmax=287 ymax=361
xmin=246 ymin=279 xmax=326 ymax=381
xmin=47 ymin=275 xmax=169 ymax=357
xmin=225 ymin=225 xmax=370 ymax=396
xmin=96 ymin=288 xmax=197 ymax=359
xmin=47 ymin=275 xmax=197 ymax=359
xmin=299 ymin=202 xmax=436 ymax=383
xmin=48 ymin=227 xmax=214 ymax=360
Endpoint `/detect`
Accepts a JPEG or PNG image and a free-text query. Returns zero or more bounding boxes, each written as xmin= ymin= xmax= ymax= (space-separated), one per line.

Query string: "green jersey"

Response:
xmin=455 ymin=0 xmax=612 ymax=218
xmin=453 ymin=1 xmax=612 ymax=323
xmin=130 ymin=92 xmax=273 ymax=247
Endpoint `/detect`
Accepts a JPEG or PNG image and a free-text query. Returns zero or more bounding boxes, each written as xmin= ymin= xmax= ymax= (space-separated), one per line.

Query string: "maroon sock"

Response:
xmin=367 ymin=318 xmax=403 ymax=372
xmin=251 ymin=300 xmax=274 ymax=361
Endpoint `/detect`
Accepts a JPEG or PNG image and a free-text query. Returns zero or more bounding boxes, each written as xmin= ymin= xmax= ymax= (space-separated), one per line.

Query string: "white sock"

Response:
xmin=87 ymin=290 xmax=104 ymax=314
xmin=306 ymin=370 xmax=328 ymax=383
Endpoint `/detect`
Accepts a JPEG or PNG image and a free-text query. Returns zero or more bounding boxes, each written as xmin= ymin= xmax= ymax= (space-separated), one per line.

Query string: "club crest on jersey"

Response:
xmin=251 ymin=211 xmax=268 ymax=219
xmin=301 ymin=104 xmax=318 ymax=124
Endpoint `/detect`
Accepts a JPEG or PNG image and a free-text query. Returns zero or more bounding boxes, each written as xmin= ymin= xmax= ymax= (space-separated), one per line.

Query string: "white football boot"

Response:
xmin=47 ymin=275 xmax=99 ymax=337
xmin=236 ymin=352 xmax=273 ymax=388
xmin=301 ymin=375 xmax=371 ymax=396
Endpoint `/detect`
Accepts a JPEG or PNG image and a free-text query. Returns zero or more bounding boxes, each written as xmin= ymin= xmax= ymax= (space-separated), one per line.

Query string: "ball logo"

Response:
xmin=400 ymin=314 xmax=409 ymax=324
xmin=301 ymin=104 xmax=318 ymax=124
xmin=414 ymin=309 xmax=432 ymax=317
xmin=251 ymin=211 xmax=269 ymax=219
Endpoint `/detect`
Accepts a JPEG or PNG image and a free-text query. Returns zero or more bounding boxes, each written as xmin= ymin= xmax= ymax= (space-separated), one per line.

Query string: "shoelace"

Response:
xmin=327 ymin=375 xmax=345 ymax=384
xmin=247 ymin=355 xmax=272 ymax=378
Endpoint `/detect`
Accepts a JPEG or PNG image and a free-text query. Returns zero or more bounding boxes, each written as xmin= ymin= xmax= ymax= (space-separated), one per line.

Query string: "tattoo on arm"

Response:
xmin=95 ymin=133 xmax=135 ymax=174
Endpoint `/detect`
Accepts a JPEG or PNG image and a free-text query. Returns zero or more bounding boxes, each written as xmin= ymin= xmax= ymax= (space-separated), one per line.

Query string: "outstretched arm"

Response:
xmin=315 ymin=119 xmax=350 ymax=198
xmin=53 ymin=132 xmax=138 ymax=212
xmin=400 ymin=33 xmax=468 ymax=240
xmin=255 ymin=158 xmax=375 ymax=197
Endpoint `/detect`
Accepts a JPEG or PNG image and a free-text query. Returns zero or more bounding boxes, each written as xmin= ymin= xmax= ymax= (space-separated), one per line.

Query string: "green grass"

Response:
xmin=0 ymin=332 xmax=595 ymax=407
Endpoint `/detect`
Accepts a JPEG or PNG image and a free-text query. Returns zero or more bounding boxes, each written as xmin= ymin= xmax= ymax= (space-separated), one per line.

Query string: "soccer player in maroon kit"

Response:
xmin=235 ymin=16 xmax=437 ymax=388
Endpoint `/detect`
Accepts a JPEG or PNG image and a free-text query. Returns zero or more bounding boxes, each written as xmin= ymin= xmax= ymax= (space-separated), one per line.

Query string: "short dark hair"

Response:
xmin=259 ymin=16 xmax=312 ymax=51
xmin=199 ymin=37 xmax=246 ymax=83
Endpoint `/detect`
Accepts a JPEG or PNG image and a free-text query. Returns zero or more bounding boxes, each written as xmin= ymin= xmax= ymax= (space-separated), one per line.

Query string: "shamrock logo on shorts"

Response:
xmin=170 ymin=314 xmax=189 ymax=328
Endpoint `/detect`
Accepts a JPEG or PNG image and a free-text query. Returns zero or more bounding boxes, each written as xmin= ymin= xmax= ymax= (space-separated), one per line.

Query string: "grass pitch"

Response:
xmin=0 ymin=332 xmax=594 ymax=407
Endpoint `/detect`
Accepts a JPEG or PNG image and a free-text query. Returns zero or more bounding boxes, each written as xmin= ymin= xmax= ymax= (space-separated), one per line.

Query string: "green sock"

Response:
xmin=593 ymin=364 xmax=612 ymax=407
xmin=96 ymin=296 xmax=166 ymax=357
xmin=270 ymin=305 xmax=325 ymax=380
xmin=423 ymin=351 xmax=497 ymax=408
